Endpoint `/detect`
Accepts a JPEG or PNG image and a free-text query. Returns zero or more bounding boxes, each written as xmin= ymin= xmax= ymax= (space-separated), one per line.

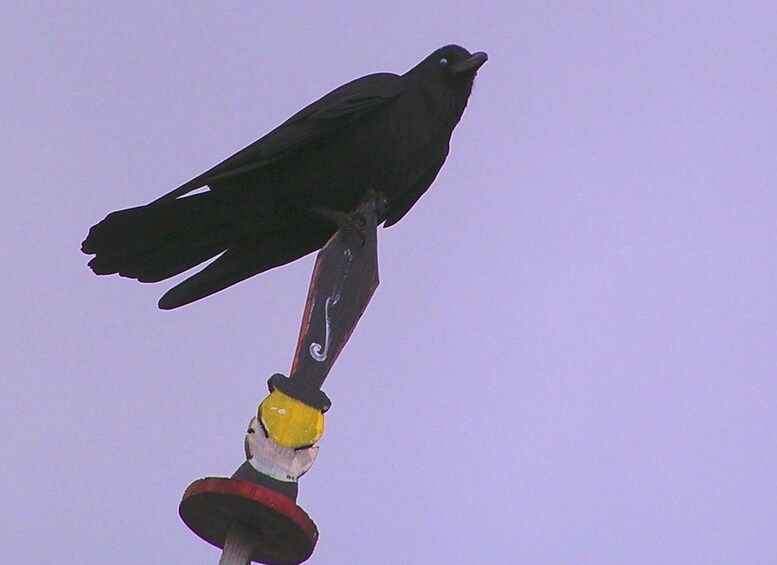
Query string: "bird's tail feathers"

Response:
xmin=82 ymin=192 xmax=233 ymax=283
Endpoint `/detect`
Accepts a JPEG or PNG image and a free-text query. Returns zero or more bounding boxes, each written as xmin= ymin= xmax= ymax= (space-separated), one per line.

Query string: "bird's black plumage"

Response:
xmin=82 ymin=45 xmax=487 ymax=309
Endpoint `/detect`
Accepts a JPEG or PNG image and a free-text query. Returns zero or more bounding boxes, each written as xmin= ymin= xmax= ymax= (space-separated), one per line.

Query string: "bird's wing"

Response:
xmin=154 ymin=72 xmax=402 ymax=203
xmin=157 ymin=224 xmax=333 ymax=309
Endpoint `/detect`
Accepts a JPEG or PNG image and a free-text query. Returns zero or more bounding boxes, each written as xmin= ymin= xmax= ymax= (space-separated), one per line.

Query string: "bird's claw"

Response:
xmin=344 ymin=212 xmax=367 ymax=246
xmin=310 ymin=206 xmax=367 ymax=246
xmin=371 ymin=191 xmax=389 ymax=218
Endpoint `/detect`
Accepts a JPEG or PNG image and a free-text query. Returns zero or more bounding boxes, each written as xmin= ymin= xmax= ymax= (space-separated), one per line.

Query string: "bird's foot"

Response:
xmin=311 ymin=206 xmax=367 ymax=245
xmin=370 ymin=190 xmax=389 ymax=218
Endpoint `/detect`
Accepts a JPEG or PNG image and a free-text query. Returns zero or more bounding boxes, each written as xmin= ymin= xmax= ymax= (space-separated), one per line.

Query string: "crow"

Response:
xmin=82 ymin=45 xmax=487 ymax=309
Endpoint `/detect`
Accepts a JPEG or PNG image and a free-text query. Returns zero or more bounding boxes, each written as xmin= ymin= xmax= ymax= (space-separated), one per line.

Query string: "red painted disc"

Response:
xmin=179 ymin=477 xmax=318 ymax=565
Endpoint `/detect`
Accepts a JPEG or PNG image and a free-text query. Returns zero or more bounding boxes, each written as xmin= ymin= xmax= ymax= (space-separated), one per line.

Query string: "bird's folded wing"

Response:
xmin=154 ymin=72 xmax=402 ymax=203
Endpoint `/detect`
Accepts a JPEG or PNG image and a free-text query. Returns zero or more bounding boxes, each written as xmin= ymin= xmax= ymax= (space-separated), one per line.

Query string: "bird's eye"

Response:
xmin=439 ymin=57 xmax=448 ymax=69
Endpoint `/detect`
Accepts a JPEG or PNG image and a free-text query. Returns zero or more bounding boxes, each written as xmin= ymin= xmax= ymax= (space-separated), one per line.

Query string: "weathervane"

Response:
xmin=179 ymin=194 xmax=380 ymax=564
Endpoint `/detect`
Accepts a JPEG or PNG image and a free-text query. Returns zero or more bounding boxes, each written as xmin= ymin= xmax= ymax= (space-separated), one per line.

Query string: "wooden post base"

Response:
xmin=179 ymin=477 xmax=318 ymax=564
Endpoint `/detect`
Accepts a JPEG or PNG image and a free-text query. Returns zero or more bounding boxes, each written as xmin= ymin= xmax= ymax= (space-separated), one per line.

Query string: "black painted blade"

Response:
xmin=289 ymin=198 xmax=380 ymax=390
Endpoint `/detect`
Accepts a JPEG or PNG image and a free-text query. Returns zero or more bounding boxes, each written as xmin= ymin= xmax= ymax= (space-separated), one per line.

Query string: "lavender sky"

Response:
xmin=2 ymin=3 xmax=776 ymax=564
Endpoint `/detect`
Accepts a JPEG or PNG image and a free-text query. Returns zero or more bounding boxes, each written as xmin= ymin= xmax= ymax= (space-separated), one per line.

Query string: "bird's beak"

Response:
xmin=451 ymin=51 xmax=488 ymax=75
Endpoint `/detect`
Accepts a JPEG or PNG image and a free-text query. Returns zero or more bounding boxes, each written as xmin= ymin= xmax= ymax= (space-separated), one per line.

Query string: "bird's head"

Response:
xmin=432 ymin=45 xmax=488 ymax=77
xmin=405 ymin=45 xmax=488 ymax=121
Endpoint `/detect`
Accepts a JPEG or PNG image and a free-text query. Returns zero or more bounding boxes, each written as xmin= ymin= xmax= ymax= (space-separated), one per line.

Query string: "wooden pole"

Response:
xmin=219 ymin=522 xmax=256 ymax=565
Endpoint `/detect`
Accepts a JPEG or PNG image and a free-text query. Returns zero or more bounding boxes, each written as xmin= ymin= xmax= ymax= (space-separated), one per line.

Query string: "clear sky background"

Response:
xmin=2 ymin=3 xmax=776 ymax=564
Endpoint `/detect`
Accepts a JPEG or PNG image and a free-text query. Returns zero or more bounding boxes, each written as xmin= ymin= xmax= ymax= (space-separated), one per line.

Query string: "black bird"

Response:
xmin=82 ymin=45 xmax=487 ymax=309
